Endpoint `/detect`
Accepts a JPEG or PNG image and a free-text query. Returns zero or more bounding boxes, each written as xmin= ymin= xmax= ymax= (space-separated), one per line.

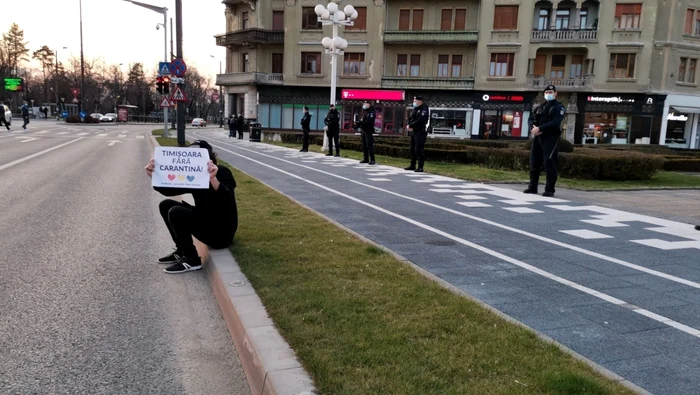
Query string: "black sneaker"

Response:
xmin=334 ymin=154 xmax=340 ymax=157
xmin=158 ymin=250 xmax=182 ymax=264
xmin=369 ymin=161 xmax=376 ymax=165
xmin=326 ymin=153 xmax=333 ymax=156
xmin=696 ymin=225 xmax=700 ymax=231
xmin=542 ymin=191 xmax=555 ymax=197
xmin=414 ymin=168 xmax=424 ymax=173
xmin=404 ymin=166 xmax=416 ymax=171
xmin=360 ymin=159 xmax=369 ymax=164
xmin=164 ymin=256 xmax=202 ymax=274
xmin=523 ymin=188 xmax=538 ymax=194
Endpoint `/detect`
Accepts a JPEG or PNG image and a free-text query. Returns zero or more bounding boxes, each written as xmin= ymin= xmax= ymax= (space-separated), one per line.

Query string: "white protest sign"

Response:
xmin=152 ymin=147 xmax=210 ymax=189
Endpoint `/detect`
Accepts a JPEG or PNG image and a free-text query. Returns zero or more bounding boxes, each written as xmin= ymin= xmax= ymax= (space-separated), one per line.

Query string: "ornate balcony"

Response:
xmin=527 ymin=74 xmax=594 ymax=91
xmin=383 ymin=30 xmax=478 ymax=44
xmin=216 ymin=72 xmax=284 ymax=86
xmin=381 ymin=76 xmax=475 ymax=90
xmin=530 ymin=29 xmax=598 ymax=43
xmin=215 ymin=28 xmax=284 ymax=47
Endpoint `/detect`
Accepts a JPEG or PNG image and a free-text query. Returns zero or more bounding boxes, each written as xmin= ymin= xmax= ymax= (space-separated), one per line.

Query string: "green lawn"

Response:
xmin=223 ymin=161 xmax=636 ymax=395
xmin=267 ymin=141 xmax=700 ymax=190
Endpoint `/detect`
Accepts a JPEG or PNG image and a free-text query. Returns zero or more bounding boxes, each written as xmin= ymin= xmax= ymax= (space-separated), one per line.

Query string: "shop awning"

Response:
xmin=671 ymin=106 xmax=700 ymax=114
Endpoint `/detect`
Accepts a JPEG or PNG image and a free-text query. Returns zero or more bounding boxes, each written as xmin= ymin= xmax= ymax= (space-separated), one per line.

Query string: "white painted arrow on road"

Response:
xmin=108 ymin=140 xmax=122 ymax=146
xmin=16 ymin=137 xmax=39 ymax=143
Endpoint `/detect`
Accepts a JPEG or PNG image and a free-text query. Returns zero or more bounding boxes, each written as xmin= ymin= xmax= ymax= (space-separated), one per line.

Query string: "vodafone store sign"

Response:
xmin=341 ymin=89 xmax=405 ymax=101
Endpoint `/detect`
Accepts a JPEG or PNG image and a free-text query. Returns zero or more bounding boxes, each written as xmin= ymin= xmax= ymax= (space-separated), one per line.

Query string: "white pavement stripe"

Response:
xmin=503 ymin=207 xmax=543 ymax=214
xmin=136 ymin=136 xmax=145 ymax=139
xmin=207 ymin=140 xmax=700 ymax=340
xmin=0 ymin=138 xmax=84 ymax=172
xmin=118 ymin=135 xmax=127 ymax=138
xmin=457 ymin=202 xmax=492 ymax=208
xmin=76 ymin=132 xmax=89 ymax=136
xmin=35 ymin=130 xmax=50 ymax=134
xmin=455 ymin=195 xmax=487 ymax=200
xmin=560 ymin=229 xmax=614 ymax=239
xmin=201 ymin=136 xmax=700 ymax=291
xmin=368 ymin=178 xmax=391 ymax=182
xmin=56 ymin=132 xmax=69 ymax=135
xmin=98 ymin=133 xmax=108 ymax=137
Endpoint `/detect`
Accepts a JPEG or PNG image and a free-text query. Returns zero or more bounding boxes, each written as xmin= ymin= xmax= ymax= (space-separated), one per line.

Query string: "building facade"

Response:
xmin=215 ymin=0 xmax=700 ymax=148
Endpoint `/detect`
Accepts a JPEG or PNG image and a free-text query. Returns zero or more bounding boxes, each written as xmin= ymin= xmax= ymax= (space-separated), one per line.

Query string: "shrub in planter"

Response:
xmin=523 ymin=137 xmax=574 ymax=153
xmin=663 ymin=158 xmax=700 ymax=172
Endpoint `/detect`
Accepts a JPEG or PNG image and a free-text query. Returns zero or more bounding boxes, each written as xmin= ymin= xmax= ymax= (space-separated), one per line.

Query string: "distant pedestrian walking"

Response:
xmin=21 ymin=102 xmax=30 ymax=130
xmin=324 ymin=104 xmax=340 ymax=157
xmin=227 ymin=115 xmax=236 ymax=138
xmin=237 ymin=114 xmax=245 ymax=140
xmin=300 ymin=107 xmax=312 ymax=152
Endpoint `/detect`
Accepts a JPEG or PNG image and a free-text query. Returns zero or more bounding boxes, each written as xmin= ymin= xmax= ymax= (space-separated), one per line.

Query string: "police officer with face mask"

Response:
xmin=405 ymin=96 xmax=430 ymax=172
xmin=525 ymin=85 xmax=566 ymax=197
xmin=355 ymin=100 xmax=376 ymax=165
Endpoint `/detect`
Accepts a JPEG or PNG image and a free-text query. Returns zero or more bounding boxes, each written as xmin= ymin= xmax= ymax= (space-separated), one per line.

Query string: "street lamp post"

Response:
xmin=123 ymin=0 xmax=169 ymax=138
xmin=210 ymin=55 xmax=223 ymax=127
xmin=315 ymin=1 xmax=357 ymax=107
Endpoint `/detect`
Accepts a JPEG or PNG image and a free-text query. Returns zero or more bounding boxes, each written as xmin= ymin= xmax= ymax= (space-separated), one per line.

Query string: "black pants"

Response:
xmin=22 ymin=116 xmax=29 ymax=128
xmin=301 ymin=129 xmax=310 ymax=151
xmin=159 ymin=199 xmax=233 ymax=259
xmin=361 ymin=129 xmax=375 ymax=161
xmin=327 ymin=128 xmax=340 ymax=155
xmin=409 ymin=131 xmax=427 ymax=168
xmin=529 ymin=135 xmax=559 ymax=193
xmin=238 ymin=127 xmax=244 ymax=139
xmin=0 ymin=117 xmax=9 ymax=130
xmin=229 ymin=126 xmax=236 ymax=137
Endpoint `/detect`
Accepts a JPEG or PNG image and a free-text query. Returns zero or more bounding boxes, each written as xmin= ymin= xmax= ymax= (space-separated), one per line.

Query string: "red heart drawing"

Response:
xmin=167 ymin=174 xmax=176 ymax=181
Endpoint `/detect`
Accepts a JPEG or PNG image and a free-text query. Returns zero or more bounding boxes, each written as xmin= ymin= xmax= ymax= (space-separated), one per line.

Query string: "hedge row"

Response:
xmin=272 ymin=132 xmax=664 ymax=180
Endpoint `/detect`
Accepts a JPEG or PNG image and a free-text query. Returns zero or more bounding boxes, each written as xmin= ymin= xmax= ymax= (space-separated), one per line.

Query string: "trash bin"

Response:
xmin=249 ymin=122 xmax=262 ymax=142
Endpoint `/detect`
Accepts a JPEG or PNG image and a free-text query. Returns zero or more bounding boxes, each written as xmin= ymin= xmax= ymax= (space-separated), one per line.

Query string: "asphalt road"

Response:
xmin=0 ymin=121 xmax=250 ymax=395
xmin=191 ymin=128 xmax=700 ymax=395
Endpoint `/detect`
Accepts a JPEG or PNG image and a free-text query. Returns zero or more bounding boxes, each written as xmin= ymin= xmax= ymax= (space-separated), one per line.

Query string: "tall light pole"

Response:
xmin=315 ymin=1 xmax=357 ymax=107
xmin=123 ymin=0 xmax=169 ymax=137
xmin=54 ymin=46 xmax=68 ymax=116
xmin=210 ymin=55 xmax=223 ymax=127
xmin=79 ymin=0 xmax=85 ymax=117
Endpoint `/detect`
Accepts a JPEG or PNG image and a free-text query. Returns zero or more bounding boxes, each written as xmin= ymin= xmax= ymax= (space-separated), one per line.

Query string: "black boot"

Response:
xmin=405 ymin=162 xmax=416 ymax=171
xmin=523 ymin=187 xmax=538 ymax=194
xmin=369 ymin=155 xmax=376 ymax=165
xmin=360 ymin=158 xmax=369 ymax=164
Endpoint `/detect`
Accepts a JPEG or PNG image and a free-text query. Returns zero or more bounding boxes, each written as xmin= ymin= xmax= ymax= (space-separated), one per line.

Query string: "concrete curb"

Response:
xmin=149 ymin=135 xmax=317 ymax=395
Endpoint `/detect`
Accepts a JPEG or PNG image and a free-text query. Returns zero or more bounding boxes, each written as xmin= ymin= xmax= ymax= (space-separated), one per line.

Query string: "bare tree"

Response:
xmin=32 ymin=46 xmax=55 ymax=103
xmin=3 ymin=23 xmax=30 ymax=76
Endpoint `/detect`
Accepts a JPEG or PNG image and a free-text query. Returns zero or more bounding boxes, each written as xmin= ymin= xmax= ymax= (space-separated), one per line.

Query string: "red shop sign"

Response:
xmin=341 ymin=89 xmax=405 ymax=101
xmin=482 ymin=94 xmax=524 ymax=102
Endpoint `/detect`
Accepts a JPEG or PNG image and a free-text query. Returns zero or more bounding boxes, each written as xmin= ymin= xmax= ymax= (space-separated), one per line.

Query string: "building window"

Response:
xmin=538 ymin=9 xmax=550 ymax=30
xmin=490 ymin=53 xmax=514 ymax=77
xmin=301 ymin=52 xmax=321 ymax=74
xmin=493 ymin=6 xmax=519 ymax=30
xmin=555 ymin=9 xmax=570 ymax=30
xmin=614 ymin=4 xmax=642 ymax=29
xmin=570 ymin=55 xmax=584 ymax=78
xmin=346 ymin=7 xmax=366 ymax=30
xmin=609 ymin=53 xmax=636 ymax=78
xmin=678 ymin=57 xmax=698 ymax=84
xmin=579 ymin=8 xmax=588 ymax=29
xmin=272 ymin=53 xmax=283 ymax=74
xmin=398 ymin=9 xmax=423 ymax=31
xmin=441 ymin=8 xmax=467 ymax=30
xmin=438 ymin=55 xmax=449 ymax=77
xmin=302 ymin=7 xmax=321 ymax=30
xmin=273 ymin=11 xmax=284 ymax=30
xmin=550 ymin=55 xmax=566 ymax=78
xmin=452 ymin=55 xmax=462 ymax=77
xmin=455 ymin=9 xmax=466 ymax=30
xmin=441 ymin=9 xmax=453 ymax=30
xmin=685 ymin=9 xmax=700 ymax=35
xmin=343 ymin=53 xmax=365 ymax=75
xmin=396 ymin=54 xmax=407 ymax=76
xmin=242 ymin=53 xmax=249 ymax=72
xmin=242 ymin=12 xmax=249 ymax=29
xmin=534 ymin=54 xmax=546 ymax=76
xmin=410 ymin=55 xmax=421 ymax=76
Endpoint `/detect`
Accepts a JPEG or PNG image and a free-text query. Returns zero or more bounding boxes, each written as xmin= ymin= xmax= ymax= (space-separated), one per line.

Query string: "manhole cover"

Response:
xmin=425 ymin=240 xmax=455 ymax=246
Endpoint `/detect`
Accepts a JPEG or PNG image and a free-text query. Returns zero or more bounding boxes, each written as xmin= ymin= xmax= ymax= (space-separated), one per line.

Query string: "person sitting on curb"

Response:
xmin=145 ymin=140 xmax=239 ymax=274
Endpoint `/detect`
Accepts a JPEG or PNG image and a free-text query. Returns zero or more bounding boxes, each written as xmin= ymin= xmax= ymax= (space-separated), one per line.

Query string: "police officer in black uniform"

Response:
xmin=355 ymin=100 xmax=376 ymax=165
xmin=300 ymin=106 xmax=312 ymax=152
xmin=525 ymin=85 xmax=566 ymax=197
xmin=405 ymin=96 xmax=430 ymax=172
xmin=325 ymin=104 xmax=341 ymax=157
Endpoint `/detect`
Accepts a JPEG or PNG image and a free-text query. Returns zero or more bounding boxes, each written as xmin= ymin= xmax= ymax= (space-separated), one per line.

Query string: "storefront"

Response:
xmin=339 ymin=89 xmax=407 ymax=134
xmin=660 ymin=94 xmax=700 ymax=149
xmin=577 ymin=94 xmax=666 ymax=145
xmin=472 ymin=92 xmax=535 ymax=140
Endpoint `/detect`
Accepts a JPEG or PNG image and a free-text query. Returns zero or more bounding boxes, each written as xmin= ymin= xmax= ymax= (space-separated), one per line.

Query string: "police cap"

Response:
xmin=414 ymin=96 xmax=424 ymax=101
xmin=544 ymin=85 xmax=557 ymax=92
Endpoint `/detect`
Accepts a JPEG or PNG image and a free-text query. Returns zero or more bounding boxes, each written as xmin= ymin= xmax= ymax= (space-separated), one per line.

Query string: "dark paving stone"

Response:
xmin=603 ymin=286 xmax=691 ymax=309
xmin=543 ymin=324 xmax=659 ymax=364
xmin=624 ymin=328 xmax=700 ymax=366
xmin=492 ymin=300 xmax=592 ymax=331
xmin=657 ymin=304 xmax=700 ymax=329
xmin=614 ymin=274 xmax=695 ymax=293
xmin=603 ymin=354 xmax=700 ymax=395
xmin=558 ymin=270 xmax=635 ymax=290
xmin=666 ymin=289 xmax=700 ymax=305
xmin=457 ymin=281 xmax=541 ymax=305
xmin=568 ymin=304 xmax=666 ymax=334
xmin=527 ymin=285 xmax=608 ymax=308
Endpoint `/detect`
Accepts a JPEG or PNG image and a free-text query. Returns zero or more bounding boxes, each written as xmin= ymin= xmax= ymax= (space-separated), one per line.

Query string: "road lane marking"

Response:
xmin=199 ymin=135 xmax=700 ymax=291
xmin=136 ymin=135 xmax=144 ymax=139
xmin=207 ymin=140 xmax=700 ymax=339
xmin=0 ymin=138 xmax=84 ymax=172
xmin=76 ymin=132 xmax=89 ymax=136
xmin=108 ymin=140 xmax=122 ymax=146
xmin=35 ymin=130 xmax=50 ymax=134
xmin=97 ymin=133 xmax=108 ymax=137
xmin=56 ymin=132 xmax=69 ymax=135
xmin=15 ymin=137 xmax=39 ymax=143
xmin=118 ymin=135 xmax=127 ymax=138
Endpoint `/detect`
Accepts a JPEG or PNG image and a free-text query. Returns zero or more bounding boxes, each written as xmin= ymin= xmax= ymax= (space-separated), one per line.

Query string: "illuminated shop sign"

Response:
xmin=667 ymin=113 xmax=689 ymax=121
xmin=587 ymin=96 xmax=636 ymax=103
xmin=482 ymin=94 xmax=524 ymax=102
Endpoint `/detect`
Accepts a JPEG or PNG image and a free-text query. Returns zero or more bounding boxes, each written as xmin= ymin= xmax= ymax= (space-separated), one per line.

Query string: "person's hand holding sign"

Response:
xmin=145 ymin=159 xmax=155 ymax=178
xmin=208 ymin=160 xmax=220 ymax=190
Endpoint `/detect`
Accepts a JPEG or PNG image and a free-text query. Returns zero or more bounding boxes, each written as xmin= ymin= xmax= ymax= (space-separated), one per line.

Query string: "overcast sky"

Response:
xmin=3 ymin=0 xmax=227 ymax=80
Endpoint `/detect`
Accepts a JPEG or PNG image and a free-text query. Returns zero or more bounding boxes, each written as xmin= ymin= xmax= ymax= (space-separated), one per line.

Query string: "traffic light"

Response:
xmin=156 ymin=76 xmax=163 ymax=94
xmin=162 ymin=76 xmax=170 ymax=94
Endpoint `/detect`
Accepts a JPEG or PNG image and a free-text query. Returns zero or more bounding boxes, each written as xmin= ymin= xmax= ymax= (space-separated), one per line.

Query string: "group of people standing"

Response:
xmin=227 ymin=114 xmax=247 ymax=139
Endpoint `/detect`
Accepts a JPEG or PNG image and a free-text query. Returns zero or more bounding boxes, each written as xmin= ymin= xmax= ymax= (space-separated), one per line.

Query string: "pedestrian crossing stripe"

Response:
xmin=171 ymin=87 xmax=187 ymax=102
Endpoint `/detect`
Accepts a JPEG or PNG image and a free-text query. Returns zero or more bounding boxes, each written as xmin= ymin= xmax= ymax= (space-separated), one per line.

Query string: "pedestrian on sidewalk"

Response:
xmin=145 ymin=140 xmax=238 ymax=274
xmin=227 ymin=114 xmax=236 ymax=138
xmin=21 ymin=102 xmax=30 ymax=130
xmin=355 ymin=100 xmax=376 ymax=165
xmin=405 ymin=96 xmax=430 ymax=173
xmin=325 ymin=104 xmax=340 ymax=157
xmin=524 ymin=85 xmax=566 ymax=197
xmin=237 ymin=114 xmax=246 ymax=140
xmin=300 ymin=106 xmax=312 ymax=152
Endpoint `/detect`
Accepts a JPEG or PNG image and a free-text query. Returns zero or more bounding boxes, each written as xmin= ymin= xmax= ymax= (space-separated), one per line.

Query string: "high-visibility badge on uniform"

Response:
xmin=560 ymin=109 xmax=565 ymax=115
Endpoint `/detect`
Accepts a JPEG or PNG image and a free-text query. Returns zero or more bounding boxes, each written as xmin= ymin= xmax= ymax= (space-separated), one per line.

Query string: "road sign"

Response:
xmin=158 ymin=62 xmax=171 ymax=76
xmin=171 ymin=86 xmax=187 ymax=102
xmin=160 ymin=96 xmax=171 ymax=108
xmin=170 ymin=58 xmax=187 ymax=77
xmin=170 ymin=77 xmax=185 ymax=84
xmin=71 ymin=88 xmax=80 ymax=97
xmin=61 ymin=111 xmax=68 ymax=118
xmin=79 ymin=111 xmax=86 ymax=118
xmin=169 ymin=99 xmax=176 ymax=107
xmin=211 ymin=92 xmax=220 ymax=101
xmin=72 ymin=98 xmax=79 ymax=103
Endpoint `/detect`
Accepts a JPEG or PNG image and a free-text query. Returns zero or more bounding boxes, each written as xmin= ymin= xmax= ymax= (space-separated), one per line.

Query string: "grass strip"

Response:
xmin=222 ymin=160 xmax=635 ymax=394
xmin=266 ymin=140 xmax=700 ymax=190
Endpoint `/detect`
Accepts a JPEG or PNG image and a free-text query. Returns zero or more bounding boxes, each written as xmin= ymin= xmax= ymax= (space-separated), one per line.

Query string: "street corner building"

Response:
xmin=213 ymin=0 xmax=700 ymax=149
